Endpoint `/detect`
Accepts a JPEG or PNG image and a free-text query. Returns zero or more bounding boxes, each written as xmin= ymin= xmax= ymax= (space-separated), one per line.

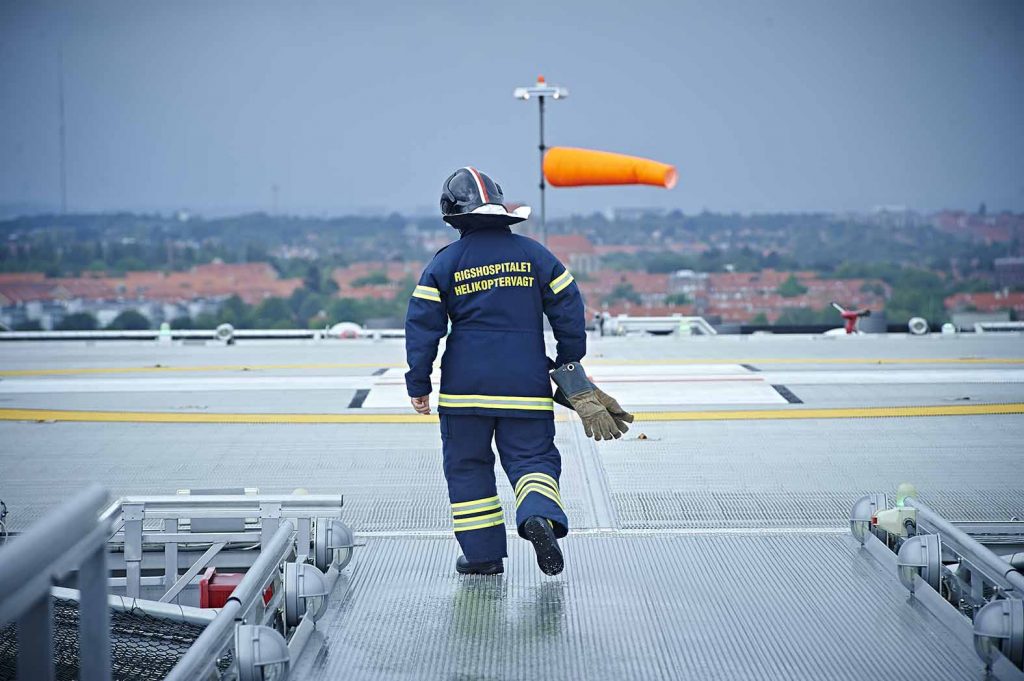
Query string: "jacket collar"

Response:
xmin=457 ymin=223 xmax=512 ymax=237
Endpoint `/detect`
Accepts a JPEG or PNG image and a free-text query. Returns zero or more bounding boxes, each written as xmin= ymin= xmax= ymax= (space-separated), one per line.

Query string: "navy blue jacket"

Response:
xmin=405 ymin=224 xmax=586 ymax=419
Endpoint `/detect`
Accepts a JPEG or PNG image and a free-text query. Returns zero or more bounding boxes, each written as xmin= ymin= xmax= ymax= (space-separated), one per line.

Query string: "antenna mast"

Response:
xmin=58 ymin=47 xmax=67 ymax=214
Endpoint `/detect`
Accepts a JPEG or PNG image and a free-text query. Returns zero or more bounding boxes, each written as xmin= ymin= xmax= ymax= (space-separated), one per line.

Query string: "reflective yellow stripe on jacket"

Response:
xmin=412 ymin=285 xmax=441 ymax=302
xmin=550 ymin=270 xmax=574 ymax=294
xmin=451 ymin=494 xmax=504 ymax=532
xmin=438 ymin=394 xmax=554 ymax=412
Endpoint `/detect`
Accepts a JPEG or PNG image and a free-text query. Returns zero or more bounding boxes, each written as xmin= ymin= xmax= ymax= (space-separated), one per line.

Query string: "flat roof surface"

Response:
xmin=1 ymin=333 xmax=1023 ymax=679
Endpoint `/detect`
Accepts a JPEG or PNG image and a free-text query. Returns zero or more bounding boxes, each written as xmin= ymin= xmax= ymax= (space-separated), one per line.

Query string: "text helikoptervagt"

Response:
xmin=452 ymin=261 xmax=535 ymax=296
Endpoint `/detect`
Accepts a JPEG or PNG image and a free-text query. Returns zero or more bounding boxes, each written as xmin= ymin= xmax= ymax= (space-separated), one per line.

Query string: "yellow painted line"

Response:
xmin=2 ymin=356 xmax=1022 ymax=377
xmin=1 ymin=403 xmax=1021 ymax=425
xmin=0 ymin=362 xmax=403 ymax=377
xmin=634 ymin=403 xmax=1024 ymax=422
xmin=0 ymin=408 xmax=434 ymax=424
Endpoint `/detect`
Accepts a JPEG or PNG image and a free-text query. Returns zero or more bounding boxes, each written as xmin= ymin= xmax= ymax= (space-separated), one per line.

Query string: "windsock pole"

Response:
xmin=538 ymin=94 xmax=546 ymax=245
xmin=514 ymin=76 xmax=568 ymax=246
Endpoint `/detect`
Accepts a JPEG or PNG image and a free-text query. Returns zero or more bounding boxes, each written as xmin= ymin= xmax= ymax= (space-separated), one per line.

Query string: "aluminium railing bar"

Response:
xmin=164 ymin=519 xmax=295 ymax=681
xmin=0 ymin=484 xmax=112 ymax=681
xmin=906 ymin=496 xmax=1024 ymax=596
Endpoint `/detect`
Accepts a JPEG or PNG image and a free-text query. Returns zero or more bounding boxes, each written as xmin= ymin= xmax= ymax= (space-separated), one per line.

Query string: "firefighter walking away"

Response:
xmin=405 ymin=167 xmax=633 ymax=576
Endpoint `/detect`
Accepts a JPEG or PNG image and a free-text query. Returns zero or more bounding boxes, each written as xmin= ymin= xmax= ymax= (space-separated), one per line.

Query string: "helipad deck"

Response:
xmin=1 ymin=333 xmax=1022 ymax=679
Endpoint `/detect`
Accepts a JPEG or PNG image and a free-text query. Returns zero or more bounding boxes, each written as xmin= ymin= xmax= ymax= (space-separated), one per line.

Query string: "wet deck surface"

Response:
xmin=1 ymin=334 xmax=1022 ymax=679
xmin=294 ymin=533 xmax=979 ymax=681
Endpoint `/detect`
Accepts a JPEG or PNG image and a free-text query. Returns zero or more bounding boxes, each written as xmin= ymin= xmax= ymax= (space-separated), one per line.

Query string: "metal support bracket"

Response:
xmin=159 ymin=542 xmax=226 ymax=603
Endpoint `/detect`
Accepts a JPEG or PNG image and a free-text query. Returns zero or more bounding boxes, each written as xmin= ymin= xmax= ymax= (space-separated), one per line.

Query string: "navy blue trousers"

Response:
xmin=440 ymin=414 xmax=569 ymax=563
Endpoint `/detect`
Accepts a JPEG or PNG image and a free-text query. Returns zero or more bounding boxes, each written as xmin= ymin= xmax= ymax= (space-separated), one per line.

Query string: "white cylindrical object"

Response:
xmin=908 ymin=317 xmax=929 ymax=335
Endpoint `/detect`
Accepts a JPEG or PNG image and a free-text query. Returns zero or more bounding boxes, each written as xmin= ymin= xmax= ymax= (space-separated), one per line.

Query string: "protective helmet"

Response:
xmin=440 ymin=167 xmax=531 ymax=229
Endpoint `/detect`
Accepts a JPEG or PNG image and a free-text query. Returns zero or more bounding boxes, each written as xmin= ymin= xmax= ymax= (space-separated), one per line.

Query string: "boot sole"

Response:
xmin=456 ymin=564 xmax=504 ymax=575
xmin=523 ymin=518 xmax=564 ymax=576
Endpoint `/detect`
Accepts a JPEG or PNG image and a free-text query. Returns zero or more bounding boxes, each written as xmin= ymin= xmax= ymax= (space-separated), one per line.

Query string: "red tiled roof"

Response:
xmin=0 ymin=282 xmax=61 ymax=303
xmin=594 ymin=244 xmax=643 ymax=256
xmin=0 ymin=263 xmax=303 ymax=306
xmin=331 ymin=262 xmax=423 ymax=300
xmin=0 ymin=273 xmax=47 ymax=283
xmin=547 ymin=234 xmax=596 ymax=264
xmin=945 ymin=291 xmax=1024 ymax=313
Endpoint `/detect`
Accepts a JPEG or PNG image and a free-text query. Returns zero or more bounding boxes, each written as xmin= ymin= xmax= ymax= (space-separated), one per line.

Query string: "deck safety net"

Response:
xmin=0 ymin=596 xmax=233 ymax=681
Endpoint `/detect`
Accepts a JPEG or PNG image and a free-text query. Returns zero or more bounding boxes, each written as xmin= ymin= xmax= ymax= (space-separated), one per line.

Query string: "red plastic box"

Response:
xmin=198 ymin=567 xmax=273 ymax=608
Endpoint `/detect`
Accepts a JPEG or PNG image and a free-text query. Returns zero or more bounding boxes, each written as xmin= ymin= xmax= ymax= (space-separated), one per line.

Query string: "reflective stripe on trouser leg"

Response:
xmin=514 ymin=472 xmax=567 ymax=537
xmin=441 ymin=414 xmax=508 ymax=562
xmin=452 ymin=495 xmax=505 ymax=532
xmin=494 ymin=417 xmax=569 ymax=539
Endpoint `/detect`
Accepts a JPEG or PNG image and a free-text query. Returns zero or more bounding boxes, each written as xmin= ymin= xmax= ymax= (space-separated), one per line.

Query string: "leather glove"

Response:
xmin=550 ymin=362 xmax=628 ymax=441
xmin=554 ymin=386 xmax=634 ymax=434
xmin=593 ymin=387 xmax=634 ymax=434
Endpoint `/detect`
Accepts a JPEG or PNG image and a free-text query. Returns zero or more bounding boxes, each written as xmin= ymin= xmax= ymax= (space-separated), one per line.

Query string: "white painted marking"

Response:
xmin=366 ymin=365 xmax=783 ymax=408
xmin=760 ymin=369 xmax=1024 ymax=385
xmin=6 ymin=364 xmax=1018 ymax=409
xmin=587 ymin=364 xmax=752 ymax=378
xmin=362 ymin=384 xmax=437 ymax=409
xmin=0 ymin=376 xmax=371 ymax=394
xmin=593 ymin=381 xmax=786 ymax=405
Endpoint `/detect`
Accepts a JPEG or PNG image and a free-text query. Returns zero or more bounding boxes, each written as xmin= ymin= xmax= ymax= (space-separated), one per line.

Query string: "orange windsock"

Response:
xmin=543 ymin=147 xmax=677 ymax=189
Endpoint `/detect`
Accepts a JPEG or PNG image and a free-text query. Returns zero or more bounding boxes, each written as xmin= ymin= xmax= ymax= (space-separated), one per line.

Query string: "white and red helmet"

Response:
xmin=440 ymin=167 xmax=531 ymax=228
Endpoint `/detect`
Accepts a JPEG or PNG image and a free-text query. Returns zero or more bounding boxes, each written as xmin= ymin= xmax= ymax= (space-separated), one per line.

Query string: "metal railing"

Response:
xmin=0 ymin=484 xmax=113 ymax=681
xmin=164 ymin=520 xmax=295 ymax=681
xmin=974 ymin=321 xmax=1024 ymax=334
xmin=851 ymin=493 xmax=1024 ymax=677
xmin=0 ymin=327 xmax=406 ymax=342
xmin=102 ymin=493 xmax=345 ymax=600
xmin=2 ymin=491 xmax=351 ymax=679
xmin=608 ymin=314 xmax=717 ymax=336
xmin=906 ymin=496 xmax=1024 ymax=599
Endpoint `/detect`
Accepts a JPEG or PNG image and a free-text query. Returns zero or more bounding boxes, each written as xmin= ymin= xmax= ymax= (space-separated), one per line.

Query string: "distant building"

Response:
xmin=701 ymin=270 xmax=888 ymax=324
xmin=931 ymin=211 xmax=1022 ymax=245
xmin=546 ymin=234 xmax=599 ymax=274
xmin=331 ymin=261 xmax=423 ymax=301
xmin=669 ymin=270 xmax=709 ymax=297
xmin=994 ymin=257 xmax=1024 ymax=289
xmin=0 ymin=262 xmax=303 ymax=329
xmin=605 ymin=207 xmax=670 ymax=222
xmin=950 ymin=311 xmax=1011 ymax=331
xmin=945 ymin=290 xmax=1024 ymax=316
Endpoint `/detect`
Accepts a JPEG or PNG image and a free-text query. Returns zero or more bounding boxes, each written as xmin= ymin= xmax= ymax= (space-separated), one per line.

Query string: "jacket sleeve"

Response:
xmin=538 ymin=247 xmax=586 ymax=367
xmin=404 ymin=265 xmax=447 ymax=398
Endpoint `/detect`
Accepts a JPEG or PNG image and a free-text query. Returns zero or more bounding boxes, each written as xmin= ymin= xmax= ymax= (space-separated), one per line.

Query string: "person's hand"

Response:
xmin=411 ymin=395 xmax=431 ymax=415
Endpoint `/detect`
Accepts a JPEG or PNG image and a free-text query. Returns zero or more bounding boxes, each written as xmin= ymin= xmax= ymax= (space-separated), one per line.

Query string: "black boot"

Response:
xmin=522 ymin=516 xmax=564 ymax=576
xmin=456 ymin=555 xmax=504 ymax=575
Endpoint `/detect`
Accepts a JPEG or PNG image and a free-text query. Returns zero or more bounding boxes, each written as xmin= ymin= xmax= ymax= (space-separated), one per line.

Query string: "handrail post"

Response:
xmin=123 ymin=502 xmax=144 ymax=598
xmin=78 ymin=542 xmax=111 ymax=681
xmin=0 ymin=484 xmax=111 ymax=681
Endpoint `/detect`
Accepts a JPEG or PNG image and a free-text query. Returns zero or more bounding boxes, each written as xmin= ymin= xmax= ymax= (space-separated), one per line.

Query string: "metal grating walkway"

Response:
xmin=293 ymin=532 xmax=981 ymax=681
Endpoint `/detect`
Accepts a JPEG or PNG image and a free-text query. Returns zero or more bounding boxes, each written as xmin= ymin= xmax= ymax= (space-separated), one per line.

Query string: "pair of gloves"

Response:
xmin=551 ymin=362 xmax=634 ymax=441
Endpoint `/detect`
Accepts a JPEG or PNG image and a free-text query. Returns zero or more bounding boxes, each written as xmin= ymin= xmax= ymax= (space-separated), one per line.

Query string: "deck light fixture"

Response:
xmin=235 ymin=624 xmax=289 ymax=681
xmin=315 ymin=519 xmax=355 ymax=572
xmin=284 ymin=562 xmax=330 ymax=626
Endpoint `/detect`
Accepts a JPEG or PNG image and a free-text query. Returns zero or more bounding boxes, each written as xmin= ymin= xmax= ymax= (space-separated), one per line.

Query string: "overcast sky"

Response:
xmin=1 ymin=0 xmax=1021 ymax=217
